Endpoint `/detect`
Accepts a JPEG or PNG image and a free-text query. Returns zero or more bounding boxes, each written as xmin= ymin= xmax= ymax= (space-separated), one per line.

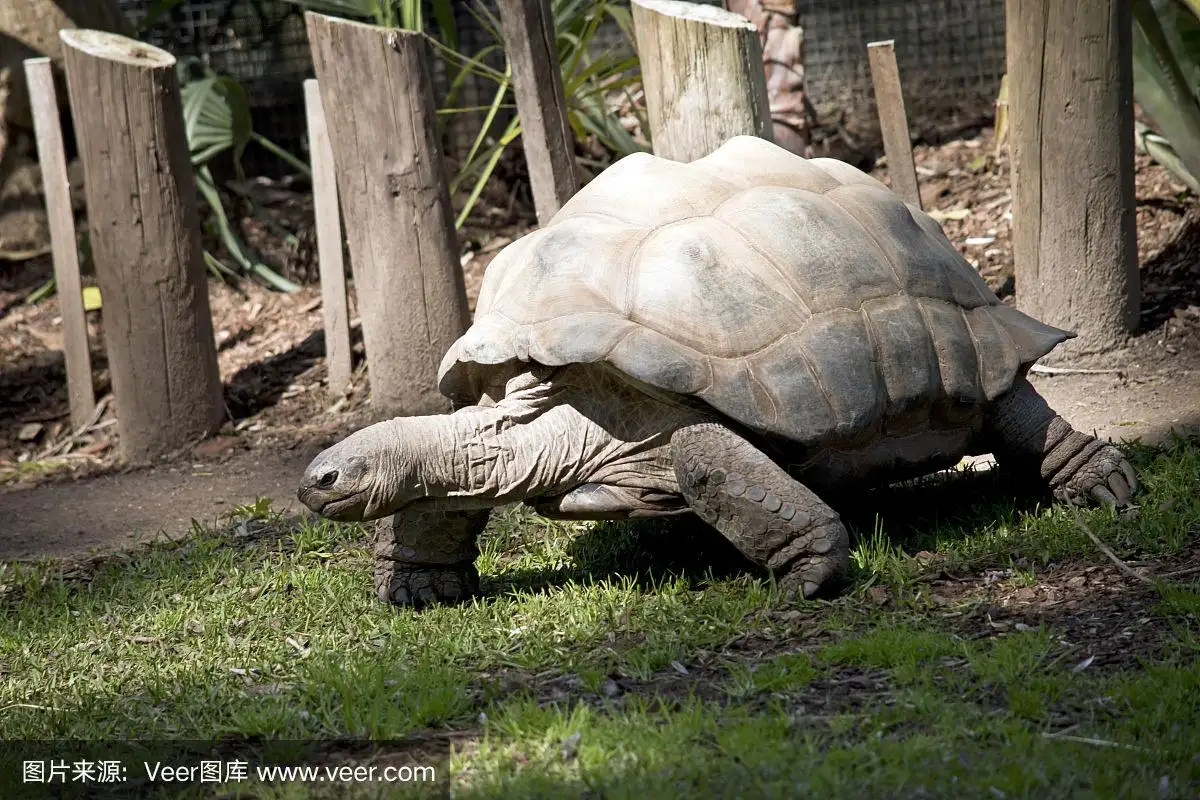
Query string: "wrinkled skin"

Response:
xmin=298 ymin=365 xmax=1138 ymax=610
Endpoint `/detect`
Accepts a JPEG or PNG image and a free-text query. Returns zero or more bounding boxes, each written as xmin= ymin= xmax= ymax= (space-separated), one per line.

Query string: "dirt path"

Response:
xmin=1030 ymin=363 xmax=1200 ymax=446
xmin=3 ymin=347 xmax=1196 ymax=564
xmin=0 ymin=445 xmax=321 ymax=561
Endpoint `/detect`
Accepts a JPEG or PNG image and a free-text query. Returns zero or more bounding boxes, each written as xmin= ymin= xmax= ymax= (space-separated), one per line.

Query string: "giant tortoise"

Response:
xmin=297 ymin=135 xmax=1138 ymax=607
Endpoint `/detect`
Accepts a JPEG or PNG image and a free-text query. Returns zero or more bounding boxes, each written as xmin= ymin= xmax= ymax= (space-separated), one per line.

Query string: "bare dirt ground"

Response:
xmin=1 ymin=126 xmax=1198 ymax=563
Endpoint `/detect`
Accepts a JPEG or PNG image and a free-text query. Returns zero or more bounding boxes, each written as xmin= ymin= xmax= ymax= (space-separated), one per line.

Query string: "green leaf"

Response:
xmin=456 ymin=117 xmax=521 ymax=229
xmin=24 ymin=277 xmax=56 ymax=305
xmin=194 ymin=166 xmax=302 ymax=293
xmin=273 ymin=0 xmax=376 ymax=20
xmin=1149 ymin=0 xmax=1200 ymax=90
xmin=180 ymin=75 xmax=252 ymax=170
xmin=1132 ymin=0 xmax=1200 ymax=190
xmin=1136 ymin=121 xmax=1200 ymax=193
xmin=430 ymin=0 xmax=459 ymax=51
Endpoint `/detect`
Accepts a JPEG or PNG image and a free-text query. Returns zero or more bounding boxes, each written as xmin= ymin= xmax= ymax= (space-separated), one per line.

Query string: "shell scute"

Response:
xmin=918 ymin=298 xmax=985 ymax=424
xmin=791 ymin=309 xmax=884 ymax=441
xmin=863 ymin=295 xmax=941 ymax=429
xmin=629 ymin=218 xmax=803 ymax=358
xmin=439 ymin=136 xmax=1073 ymax=443
xmin=713 ymin=186 xmax=902 ymax=313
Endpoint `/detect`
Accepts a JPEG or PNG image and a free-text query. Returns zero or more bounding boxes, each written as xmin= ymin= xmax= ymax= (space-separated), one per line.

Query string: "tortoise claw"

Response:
xmin=1089 ymin=484 xmax=1119 ymax=507
xmin=1121 ymin=460 xmax=1140 ymax=496
xmin=374 ymin=559 xmax=479 ymax=609
xmin=1054 ymin=443 xmax=1139 ymax=510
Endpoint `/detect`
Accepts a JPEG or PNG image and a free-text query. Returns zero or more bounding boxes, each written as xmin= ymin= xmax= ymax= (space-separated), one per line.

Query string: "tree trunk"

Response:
xmin=306 ymin=13 xmax=471 ymax=418
xmin=0 ymin=0 xmax=127 ymax=259
xmin=1006 ymin=0 xmax=1139 ymax=357
xmin=723 ymin=0 xmax=814 ymax=157
xmin=61 ymin=30 xmax=225 ymax=464
xmin=632 ymin=0 xmax=773 ymax=163
xmin=498 ymin=0 xmax=580 ymax=227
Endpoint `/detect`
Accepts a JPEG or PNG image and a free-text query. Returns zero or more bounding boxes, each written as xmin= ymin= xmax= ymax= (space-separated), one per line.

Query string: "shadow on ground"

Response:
xmin=223 ymin=326 xmax=364 ymax=421
xmin=1140 ymin=215 xmax=1200 ymax=330
xmin=484 ymin=461 xmax=1081 ymax=600
xmin=487 ymin=431 xmax=1198 ymax=603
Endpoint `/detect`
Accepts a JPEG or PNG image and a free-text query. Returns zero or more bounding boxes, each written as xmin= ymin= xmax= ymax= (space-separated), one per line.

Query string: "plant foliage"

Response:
xmin=282 ymin=0 xmax=648 ymax=225
xmin=177 ymin=57 xmax=303 ymax=292
xmin=118 ymin=0 xmax=647 ymax=295
xmin=1133 ymin=0 xmax=1200 ymax=191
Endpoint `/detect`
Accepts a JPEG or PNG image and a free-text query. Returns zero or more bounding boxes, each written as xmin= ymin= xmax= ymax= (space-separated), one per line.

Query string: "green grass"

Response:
xmin=1 ymin=436 xmax=1198 ymax=798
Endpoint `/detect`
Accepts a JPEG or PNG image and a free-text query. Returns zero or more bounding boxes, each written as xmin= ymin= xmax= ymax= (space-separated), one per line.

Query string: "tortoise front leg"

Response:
xmin=374 ymin=502 xmax=491 ymax=608
xmin=671 ymin=422 xmax=851 ymax=599
xmin=984 ymin=376 xmax=1138 ymax=507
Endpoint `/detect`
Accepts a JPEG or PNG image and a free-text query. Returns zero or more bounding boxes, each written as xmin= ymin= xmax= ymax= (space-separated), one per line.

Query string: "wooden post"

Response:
xmin=23 ymin=56 xmax=95 ymax=431
xmin=723 ymin=0 xmax=816 ymax=157
xmin=498 ymin=0 xmax=580 ymax=226
xmin=303 ymin=79 xmax=353 ymax=400
xmin=305 ymin=13 xmax=471 ymax=418
xmin=59 ymin=30 xmax=224 ymax=463
xmin=631 ymin=0 xmax=773 ymax=162
xmin=1006 ymin=0 xmax=1139 ymax=357
xmin=866 ymin=40 xmax=922 ymax=209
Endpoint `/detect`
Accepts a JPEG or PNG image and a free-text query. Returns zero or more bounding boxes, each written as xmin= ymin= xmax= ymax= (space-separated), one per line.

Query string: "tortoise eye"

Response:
xmin=315 ymin=470 xmax=339 ymax=490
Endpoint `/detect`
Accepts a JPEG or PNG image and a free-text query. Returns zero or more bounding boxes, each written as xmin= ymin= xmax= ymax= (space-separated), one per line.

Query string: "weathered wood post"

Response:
xmin=59 ymin=30 xmax=225 ymax=463
xmin=867 ymin=40 xmax=922 ymax=209
xmin=305 ymin=13 xmax=471 ymax=418
xmin=303 ymin=78 xmax=353 ymax=400
xmin=497 ymin=0 xmax=580 ymax=226
xmin=723 ymin=0 xmax=815 ymax=157
xmin=631 ymin=0 xmax=773 ymax=162
xmin=1006 ymin=0 xmax=1139 ymax=357
xmin=24 ymin=56 xmax=95 ymax=430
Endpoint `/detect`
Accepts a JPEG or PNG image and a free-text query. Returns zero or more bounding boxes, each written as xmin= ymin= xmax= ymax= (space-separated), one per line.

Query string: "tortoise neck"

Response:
xmin=399 ymin=382 xmax=574 ymax=504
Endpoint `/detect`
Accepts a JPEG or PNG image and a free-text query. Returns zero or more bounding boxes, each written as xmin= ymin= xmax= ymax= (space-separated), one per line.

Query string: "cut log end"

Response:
xmin=632 ymin=0 xmax=756 ymax=30
xmin=304 ymin=11 xmax=423 ymax=45
xmin=58 ymin=29 xmax=175 ymax=68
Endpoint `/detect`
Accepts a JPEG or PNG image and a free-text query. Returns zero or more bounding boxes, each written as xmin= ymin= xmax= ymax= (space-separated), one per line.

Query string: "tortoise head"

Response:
xmin=297 ymin=419 xmax=425 ymax=522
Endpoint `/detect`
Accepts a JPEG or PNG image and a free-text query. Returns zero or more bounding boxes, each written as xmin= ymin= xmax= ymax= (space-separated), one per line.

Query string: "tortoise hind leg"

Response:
xmin=984 ymin=376 xmax=1138 ymax=507
xmin=671 ymin=422 xmax=851 ymax=599
xmin=531 ymin=483 xmax=691 ymax=520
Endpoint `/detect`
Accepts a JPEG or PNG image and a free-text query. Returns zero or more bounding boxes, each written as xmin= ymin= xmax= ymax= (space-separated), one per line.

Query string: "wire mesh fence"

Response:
xmin=117 ymin=0 xmax=1007 ymax=175
xmin=797 ymin=0 xmax=1007 ymax=157
xmin=119 ymin=0 xmax=510 ymax=176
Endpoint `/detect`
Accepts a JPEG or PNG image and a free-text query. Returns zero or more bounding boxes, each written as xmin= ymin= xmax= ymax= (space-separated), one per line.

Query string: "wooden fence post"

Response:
xmin=631 ymin=0 xmax=773 ymax=162
xmin=498 ymin=0 xmax=580 ymax=226
xmin=23 ymin=56 xmax=95 ymax=431
xmin=305 ymin=13 xmax=471 ymax=418
xmin=866 ymin=40 xmax=922 ymax=209
xmin=303 ymin=78 xmax=353 ymax=400
xmin=1006 ymin=0 xmax=1138 ymax=357
xmin=59 ymin=30 xmax=224 ymax=463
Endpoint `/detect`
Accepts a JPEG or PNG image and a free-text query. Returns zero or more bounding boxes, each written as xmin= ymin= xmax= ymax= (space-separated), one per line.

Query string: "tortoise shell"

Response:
xmin=438 ymin=136 xmax=1071 ymax=448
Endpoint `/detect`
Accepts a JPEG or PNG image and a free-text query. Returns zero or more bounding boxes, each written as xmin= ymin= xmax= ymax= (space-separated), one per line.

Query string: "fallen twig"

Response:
xmin=36 ymin=394 xmax=112 ymax=459
xmin=1041 ymin=732 xmax=1149 ymax=752
xmin=1071 ymin=508 xmax=1153 ymax=585
xmin=1029 ymin=364 xmax=1126 ymax=378
xmin=0 ymin=703 xmax=61 ymax=713
xmin=1162 ymin=564 xmax=1200 ymax=579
